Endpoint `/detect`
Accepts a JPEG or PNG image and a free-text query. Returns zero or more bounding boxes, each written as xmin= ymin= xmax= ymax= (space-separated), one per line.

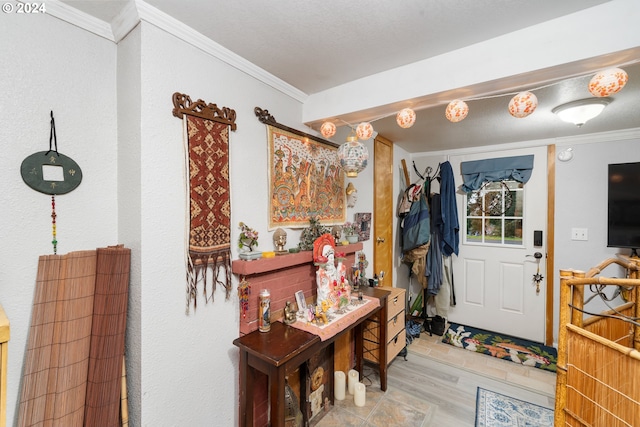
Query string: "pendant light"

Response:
xmin=337 ymin=130 xmax=369 ymax=177
xmin=355 ymin=122 xmax=374 ymax=140
xmin=320 ymin=121 xmax=336 ymax=138
xmin=508 ymin=91 xmax=538 ymax=118
xmin=588 ymin=68 xmax=628 ymax=97
xmin=396 ymin=108 xmax=416 ymax=128
xmin=445 ymin=100 xmax=469 ymax=123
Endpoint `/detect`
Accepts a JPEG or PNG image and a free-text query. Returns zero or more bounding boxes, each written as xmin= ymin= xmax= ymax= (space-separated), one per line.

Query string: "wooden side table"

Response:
xmin=233 ymin=287 xmax=389 ymax=427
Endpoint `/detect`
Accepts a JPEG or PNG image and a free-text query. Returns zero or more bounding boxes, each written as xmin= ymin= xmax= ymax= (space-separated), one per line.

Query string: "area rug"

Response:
xmin=442 ymin=322 xmax=557 ymax=372
xmin=475 ymin=387 xmax=554 ymax=427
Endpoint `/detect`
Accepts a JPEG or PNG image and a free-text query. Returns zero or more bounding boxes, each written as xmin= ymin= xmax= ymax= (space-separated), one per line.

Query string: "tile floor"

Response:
xmin=313 ymin=331 xmax=556 ymax=427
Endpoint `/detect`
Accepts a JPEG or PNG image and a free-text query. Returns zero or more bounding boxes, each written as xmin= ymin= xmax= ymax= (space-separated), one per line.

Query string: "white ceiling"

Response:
xmin=60 ymin=0 xmax=640 ymax=152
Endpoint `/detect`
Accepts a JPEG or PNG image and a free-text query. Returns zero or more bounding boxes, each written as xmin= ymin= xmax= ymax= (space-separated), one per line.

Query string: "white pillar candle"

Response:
xmin=347 ymin=369 xmax=359 ymax=395
xmin=354 ymin=382 xmax=366 ymax=407
xmin=334 ymin=371 xmax=346 ymax=401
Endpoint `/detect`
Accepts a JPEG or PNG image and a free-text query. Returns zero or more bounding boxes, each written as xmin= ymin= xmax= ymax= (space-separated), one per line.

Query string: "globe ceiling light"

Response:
xmin=445 ymin=100 xmax=469 ymax=123
xmin=396 ymin=108 xmax=416 ymax=128
xmin=355 ymin=122 xmax=374 ymax=140
xmin=320 ymin=121 xmax=336 ymax=138
xmin=552 ymin=98 xmax=612 ymax=127
xmin=508 ymin=91 xmax=538 ymax=118
xmin=337 ymin=132 xmax=369 ymax=177
xmin=588 ymin=67 xmax=628 ymax=97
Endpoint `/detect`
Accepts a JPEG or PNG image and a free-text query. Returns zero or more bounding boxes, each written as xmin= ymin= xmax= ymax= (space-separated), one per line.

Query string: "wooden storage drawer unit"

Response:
xmin=363 ymin=286 xmax=406 ymax=365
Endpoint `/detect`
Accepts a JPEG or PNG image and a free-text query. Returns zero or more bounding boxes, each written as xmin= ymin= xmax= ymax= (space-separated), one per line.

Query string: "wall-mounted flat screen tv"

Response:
xmin=608 ymin=161 xmax=640 ymax=253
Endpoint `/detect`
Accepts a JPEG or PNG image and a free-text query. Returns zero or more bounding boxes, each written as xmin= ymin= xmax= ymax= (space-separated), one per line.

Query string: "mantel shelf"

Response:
xmin=231 ymin=242 xmax=363 ymax=276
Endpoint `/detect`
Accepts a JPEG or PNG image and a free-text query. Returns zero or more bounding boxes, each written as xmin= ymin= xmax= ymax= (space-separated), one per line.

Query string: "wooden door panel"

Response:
xmin=374 ymin=135 xmax=393 ymax=287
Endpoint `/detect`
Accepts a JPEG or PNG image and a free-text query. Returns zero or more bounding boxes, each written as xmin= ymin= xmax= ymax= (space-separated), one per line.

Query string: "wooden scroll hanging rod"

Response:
xmin=254 ymin=106 xmax=338 ymax=148
xmin=172 ymin=92 xmax=237 ymax=130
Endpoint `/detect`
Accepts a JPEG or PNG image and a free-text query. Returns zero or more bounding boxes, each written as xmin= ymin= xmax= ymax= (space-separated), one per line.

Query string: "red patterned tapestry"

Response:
xmin=184 ymin=115 xmax=232 ymax=311
xmin=173 ymin=92 xmax=236 ymax=313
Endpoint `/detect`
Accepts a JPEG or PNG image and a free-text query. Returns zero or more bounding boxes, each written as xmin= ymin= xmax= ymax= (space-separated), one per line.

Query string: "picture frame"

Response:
xmin=295 ymin=290 xmax=307 ymax=313
xmin=355 ymin=212 xmax=372 ymax=241
xmin=266 ymin=124 xmax=346 ymax=229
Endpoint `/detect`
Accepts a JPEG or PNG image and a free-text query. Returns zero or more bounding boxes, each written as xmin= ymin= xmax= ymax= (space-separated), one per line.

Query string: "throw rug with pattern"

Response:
xmin=442 ymin=322 xmax=557 ymax=372
xmin=475 ymin=387 xmax=554 ymax=427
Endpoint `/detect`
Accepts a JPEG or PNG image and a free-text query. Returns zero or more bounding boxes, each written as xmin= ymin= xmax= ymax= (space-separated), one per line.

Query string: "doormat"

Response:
xmin=475 ymin=387 xmax=554 ymax=427
xmin=442 ymin=323 xmax=557 ymax=372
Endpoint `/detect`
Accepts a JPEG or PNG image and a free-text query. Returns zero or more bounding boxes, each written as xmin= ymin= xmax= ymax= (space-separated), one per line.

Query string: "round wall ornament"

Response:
xmin=479 ymin=180 xmax=513 ymax=216
xmin=21 ymin=151 xmax=83 ymax=195
xmin=21 ymin=111 xmax=83 ymax=195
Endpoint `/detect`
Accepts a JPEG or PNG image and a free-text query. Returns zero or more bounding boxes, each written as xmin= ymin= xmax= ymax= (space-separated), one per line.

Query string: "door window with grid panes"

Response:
xmin=465 ymin=180 xmax=524 ymax=246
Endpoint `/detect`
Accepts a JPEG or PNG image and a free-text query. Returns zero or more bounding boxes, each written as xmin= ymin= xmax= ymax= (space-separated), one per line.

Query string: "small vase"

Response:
xmin=346 ymin=235 xmax=359 ymax=244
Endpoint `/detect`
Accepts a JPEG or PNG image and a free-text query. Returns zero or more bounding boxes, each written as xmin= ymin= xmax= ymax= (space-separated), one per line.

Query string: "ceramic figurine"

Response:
xmin=273 ymin=228 xmax=288 ymax=254
xmin=283 ymin=301 xmax=297 ymax=325
xmin=346 ymin=182 xmax=358 ymax=208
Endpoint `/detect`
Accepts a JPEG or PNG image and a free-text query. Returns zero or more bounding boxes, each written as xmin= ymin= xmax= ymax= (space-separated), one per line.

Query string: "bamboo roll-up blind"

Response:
xmin=84 ymin=247 xmax=130 ymax=427
xmin=19 ymin=250 xmax=97 ymax=426
xmin=18 ymin=247 xmax=130 ymax=427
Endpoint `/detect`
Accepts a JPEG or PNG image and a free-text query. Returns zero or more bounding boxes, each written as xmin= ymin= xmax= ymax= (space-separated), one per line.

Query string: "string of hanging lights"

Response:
xmin=320 ymin=66 xmax=630 ymax=177
xmin=320 ymin=65 xmax=630 ymax=135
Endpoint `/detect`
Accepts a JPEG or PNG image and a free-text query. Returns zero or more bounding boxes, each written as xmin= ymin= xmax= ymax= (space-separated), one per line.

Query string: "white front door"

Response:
xmin=447 ymin=146 xmax=547 ymax=342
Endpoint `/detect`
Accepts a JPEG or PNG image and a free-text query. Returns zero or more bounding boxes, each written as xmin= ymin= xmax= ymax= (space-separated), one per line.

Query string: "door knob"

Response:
xmin=376 ymin=237 xmax=385 ymax=243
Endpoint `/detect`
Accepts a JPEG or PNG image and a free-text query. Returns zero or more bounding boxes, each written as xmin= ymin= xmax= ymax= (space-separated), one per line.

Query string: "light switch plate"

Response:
xmin=571 ymin=228 xmax=588 ymax=241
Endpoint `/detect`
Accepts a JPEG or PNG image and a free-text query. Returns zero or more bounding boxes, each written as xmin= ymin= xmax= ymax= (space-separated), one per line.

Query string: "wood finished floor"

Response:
xmin=314 ymin=332 xmax=556 ymax=427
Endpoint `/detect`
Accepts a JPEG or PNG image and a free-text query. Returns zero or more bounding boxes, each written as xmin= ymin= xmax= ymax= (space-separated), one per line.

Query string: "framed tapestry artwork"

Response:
xmin=355 ymin=212 xmax=372 ymax=241
xmin=267 ymin=125 xmax=346 ymax=229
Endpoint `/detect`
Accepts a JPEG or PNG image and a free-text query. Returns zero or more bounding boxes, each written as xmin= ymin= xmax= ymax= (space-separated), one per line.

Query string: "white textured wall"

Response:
xmin=0 ymin=12 xmax=374 ymax=425
xmin=554 ymin=135 xmax=640 ymax=340
xmin=134 ymin=23 xmax=309 ymax=426
xmin=117 ymin=24 xmax=143 ymax=427
xmin=0 ymin=13 xmax=118 ymax=424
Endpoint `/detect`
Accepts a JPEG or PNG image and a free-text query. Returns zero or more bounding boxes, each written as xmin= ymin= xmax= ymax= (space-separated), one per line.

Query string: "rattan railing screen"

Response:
xmin=564 ymin=325 xmax=640 ymax=427
xmin=17 ymin=246 xmax=130 ymax=427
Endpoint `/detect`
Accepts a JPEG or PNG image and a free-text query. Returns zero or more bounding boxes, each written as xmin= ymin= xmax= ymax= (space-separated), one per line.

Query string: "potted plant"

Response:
xmin=238 ymin=222 xmax=262 ymax=260
xmin=343 ymin=221 xmax=359 ymax=243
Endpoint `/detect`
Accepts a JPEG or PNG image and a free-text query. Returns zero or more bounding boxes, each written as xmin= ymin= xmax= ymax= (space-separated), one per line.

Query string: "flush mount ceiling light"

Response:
xmin=552 ymin=98 xmax=612 ymax=127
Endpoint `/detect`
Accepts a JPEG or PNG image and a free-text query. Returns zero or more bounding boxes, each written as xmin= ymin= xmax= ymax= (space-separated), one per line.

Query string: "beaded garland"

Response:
xmin=51 ymin=195 xmax=58 ymax=254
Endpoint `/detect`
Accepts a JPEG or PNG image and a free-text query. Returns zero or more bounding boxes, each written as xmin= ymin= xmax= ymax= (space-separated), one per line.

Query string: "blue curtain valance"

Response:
xmin=460 ymin=155 xmax=534 ymax=192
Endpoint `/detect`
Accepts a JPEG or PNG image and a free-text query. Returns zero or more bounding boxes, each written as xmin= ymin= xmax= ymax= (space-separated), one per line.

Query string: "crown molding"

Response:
xmin=111 ymin=1 xmax=140 ymax=43
xmin=41 ymin=0 xmax=114 ymax=42
xmin=134 ymin=0 xmax=307 ymax=102
xmin=412 ymin=127 xmax=640 ymax=158
xmin=40 ymin=0 xmax=307 ymax=102
xmin=554 ymin=127 xmax=640 ymax=145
